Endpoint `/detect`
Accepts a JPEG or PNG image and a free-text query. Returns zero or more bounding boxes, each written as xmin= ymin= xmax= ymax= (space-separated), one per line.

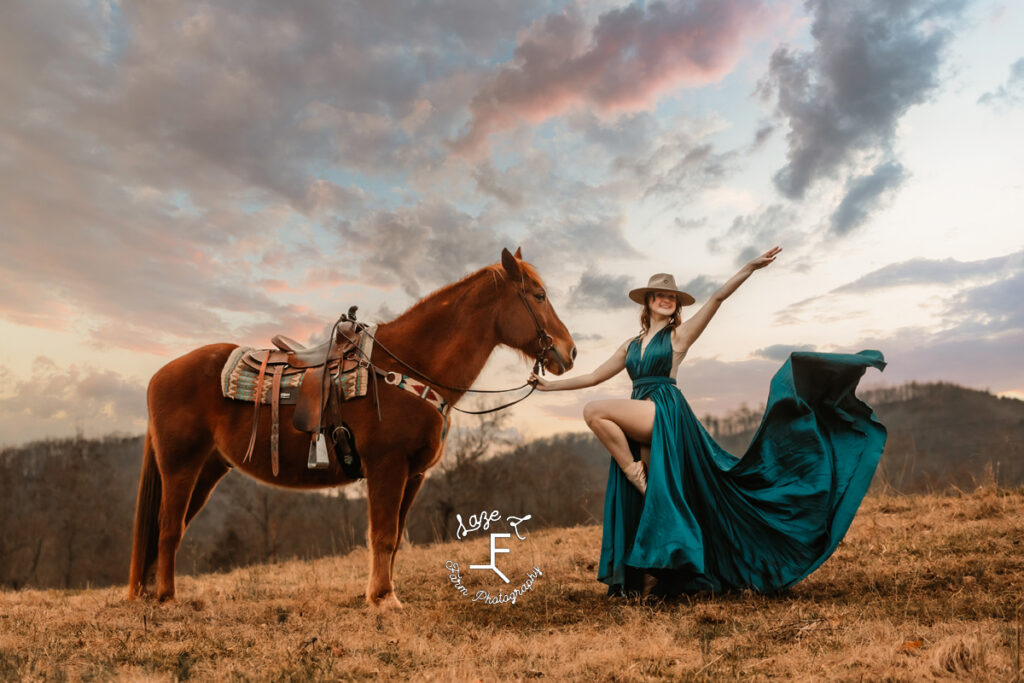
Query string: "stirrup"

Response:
xmin=625 ymin=460 xmax=647 ymax=495
xmin=307 ymin=432 xmax=330 ymax=470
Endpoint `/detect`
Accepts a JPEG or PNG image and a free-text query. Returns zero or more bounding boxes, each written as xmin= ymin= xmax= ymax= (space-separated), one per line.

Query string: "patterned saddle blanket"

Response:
xmin=219 ymin=325 xmax=375 ymax=476
xmin=221 ymin=326 xmax=375 ymax=405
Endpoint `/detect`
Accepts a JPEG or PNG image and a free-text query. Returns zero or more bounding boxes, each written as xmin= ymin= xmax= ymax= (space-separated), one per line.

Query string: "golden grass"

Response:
xmin=2 ymin=488 xmax=1023 ymax=681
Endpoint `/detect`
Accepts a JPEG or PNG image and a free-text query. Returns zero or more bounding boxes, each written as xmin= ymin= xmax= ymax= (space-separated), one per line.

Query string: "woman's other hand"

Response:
xmin=747 ymin=246 xmax=781 ymax=271
xmin=529 ymin=372 xmax=553 ymax=391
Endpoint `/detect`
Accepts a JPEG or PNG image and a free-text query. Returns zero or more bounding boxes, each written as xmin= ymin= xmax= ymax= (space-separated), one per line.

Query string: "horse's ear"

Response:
xmin=501 ymin=248 xmax=522 ymax=279
xmin=514 ymin=246 xmax=522 ymax=259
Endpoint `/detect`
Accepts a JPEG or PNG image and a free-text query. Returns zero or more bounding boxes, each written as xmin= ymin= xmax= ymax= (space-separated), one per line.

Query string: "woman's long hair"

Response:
xmin=639 ymin=293 xmax=683 ymax=336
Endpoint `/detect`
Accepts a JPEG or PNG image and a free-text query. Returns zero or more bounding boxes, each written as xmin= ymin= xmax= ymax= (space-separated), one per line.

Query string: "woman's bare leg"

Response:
xmin=583 ymin=399 xmax=655 ymax=472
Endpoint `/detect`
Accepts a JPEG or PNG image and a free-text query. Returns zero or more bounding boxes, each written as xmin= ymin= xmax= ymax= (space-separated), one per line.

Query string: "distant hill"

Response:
xmin=862 ymin=382 xmax=1024 ymax=491
xmin=711 ymin=381 xmax=1024 ymax=492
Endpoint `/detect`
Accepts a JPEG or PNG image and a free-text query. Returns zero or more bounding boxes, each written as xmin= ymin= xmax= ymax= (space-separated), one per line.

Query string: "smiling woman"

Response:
xmin=529 ymin=247 xmax=888 ymax=597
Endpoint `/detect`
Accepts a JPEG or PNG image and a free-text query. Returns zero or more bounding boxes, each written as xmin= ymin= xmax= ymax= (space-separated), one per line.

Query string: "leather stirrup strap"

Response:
xmin=244 ymin=353 xmax=270 ymax=463
xmin=270 ymin=365 xmax=283 ymax=476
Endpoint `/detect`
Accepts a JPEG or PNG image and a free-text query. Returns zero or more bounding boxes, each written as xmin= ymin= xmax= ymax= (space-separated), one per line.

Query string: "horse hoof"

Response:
xmin=368 ymin=590 xmax=403 ymax=610
xmin=127 ymin=584 xmax=156 ymax=601
xmin=379 ymin=594 xmax=403 ymax=611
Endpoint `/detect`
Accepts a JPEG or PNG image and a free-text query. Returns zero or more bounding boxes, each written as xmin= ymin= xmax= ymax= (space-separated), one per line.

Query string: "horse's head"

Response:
xmin=494 ymin=247 xmax=576 ymax=375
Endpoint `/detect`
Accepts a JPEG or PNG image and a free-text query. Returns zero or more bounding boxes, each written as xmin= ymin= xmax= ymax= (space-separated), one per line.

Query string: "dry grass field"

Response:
xmin=2 ymin=487 xmax=1023 ymax=681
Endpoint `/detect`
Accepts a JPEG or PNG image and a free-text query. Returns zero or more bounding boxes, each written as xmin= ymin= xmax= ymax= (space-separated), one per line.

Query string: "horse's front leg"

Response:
xmin=364 ymin=459 xmax=409 ymax=610
xmin=391 ymin=471 xmax=426 ymax=578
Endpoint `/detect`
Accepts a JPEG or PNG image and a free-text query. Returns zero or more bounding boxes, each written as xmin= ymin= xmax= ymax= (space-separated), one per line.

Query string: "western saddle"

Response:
xmin=240 ymin=313 xmax=367 ymax=477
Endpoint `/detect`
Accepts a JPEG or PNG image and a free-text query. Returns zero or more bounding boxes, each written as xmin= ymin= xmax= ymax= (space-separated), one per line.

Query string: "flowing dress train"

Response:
xmin=598 ymin=325 xmax=887 ymax=595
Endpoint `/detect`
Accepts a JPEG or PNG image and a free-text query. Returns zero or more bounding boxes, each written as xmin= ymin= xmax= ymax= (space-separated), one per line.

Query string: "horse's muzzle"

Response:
xmin=544 ymin=346 xmax=575 ymax=375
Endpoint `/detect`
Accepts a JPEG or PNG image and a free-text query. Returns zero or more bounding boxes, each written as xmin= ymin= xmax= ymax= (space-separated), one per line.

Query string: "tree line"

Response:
xmin=0 ymin=410 xmax=607 ymax=591
xmin=0 ymin=435 xmax=368 ymax=590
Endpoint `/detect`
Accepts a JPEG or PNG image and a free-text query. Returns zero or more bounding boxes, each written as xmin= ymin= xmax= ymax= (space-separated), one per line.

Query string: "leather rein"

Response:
xmin=336 ymin=284 xmax=556 ymax=417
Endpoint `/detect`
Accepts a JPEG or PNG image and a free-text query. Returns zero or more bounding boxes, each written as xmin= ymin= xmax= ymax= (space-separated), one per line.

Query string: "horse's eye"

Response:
xmin=534 ymin=292 xmax=546 ymax=302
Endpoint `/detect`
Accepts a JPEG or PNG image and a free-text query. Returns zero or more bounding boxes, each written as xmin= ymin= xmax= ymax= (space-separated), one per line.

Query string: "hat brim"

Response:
xmin=628 ymin=287 xmax=696 ymax=307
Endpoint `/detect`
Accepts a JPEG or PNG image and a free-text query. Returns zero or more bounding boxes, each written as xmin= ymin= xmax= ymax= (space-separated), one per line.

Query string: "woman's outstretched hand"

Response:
xmin=747 ymin=246 xmax=782 ymax=271
xmin=528 ymin=372 xmax=552 ymax=391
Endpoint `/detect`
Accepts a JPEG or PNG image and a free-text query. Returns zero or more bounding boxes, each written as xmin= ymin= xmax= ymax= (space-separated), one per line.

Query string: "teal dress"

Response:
xmin=598 ymin=326 xmax=887 ymax=595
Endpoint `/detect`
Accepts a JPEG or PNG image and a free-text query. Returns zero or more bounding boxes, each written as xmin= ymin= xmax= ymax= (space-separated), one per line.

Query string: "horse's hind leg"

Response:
xmin=154 ymin=443 xmax=213 ymax=602
xmin=185 ymin=456 xmax=231 ymax=528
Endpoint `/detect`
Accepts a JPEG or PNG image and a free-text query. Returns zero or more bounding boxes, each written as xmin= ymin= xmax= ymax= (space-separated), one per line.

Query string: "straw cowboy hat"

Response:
xmin=628 ymin=273 xmax=696 ymax=306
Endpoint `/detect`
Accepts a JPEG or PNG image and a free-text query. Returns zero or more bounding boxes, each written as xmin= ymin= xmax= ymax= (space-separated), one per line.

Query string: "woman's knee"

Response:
xmin=583 ymin=400 xmax=606 ymax=428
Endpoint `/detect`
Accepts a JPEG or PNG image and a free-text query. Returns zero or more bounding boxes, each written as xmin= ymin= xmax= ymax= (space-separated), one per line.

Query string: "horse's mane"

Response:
xmin=386 ymin=260 xmax=543 ymax=323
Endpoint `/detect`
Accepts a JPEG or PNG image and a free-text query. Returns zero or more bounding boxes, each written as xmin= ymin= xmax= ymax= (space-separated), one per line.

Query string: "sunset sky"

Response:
xmin=1 ymin=0 xmax=1022 ymax=446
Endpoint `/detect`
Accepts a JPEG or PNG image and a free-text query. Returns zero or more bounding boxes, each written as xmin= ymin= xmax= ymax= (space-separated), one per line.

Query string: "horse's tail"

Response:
xmin=127 ymin=427 xmax=161 ymax=599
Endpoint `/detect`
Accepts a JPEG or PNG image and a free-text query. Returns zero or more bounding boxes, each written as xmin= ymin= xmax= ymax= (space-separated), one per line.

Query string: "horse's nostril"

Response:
xmin=571 ymin=347 xmax=578 ymax=361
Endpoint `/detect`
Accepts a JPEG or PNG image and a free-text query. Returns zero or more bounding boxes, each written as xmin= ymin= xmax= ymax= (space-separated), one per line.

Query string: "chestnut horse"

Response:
xmin=128 ymin=248 xmax=575 ymax=609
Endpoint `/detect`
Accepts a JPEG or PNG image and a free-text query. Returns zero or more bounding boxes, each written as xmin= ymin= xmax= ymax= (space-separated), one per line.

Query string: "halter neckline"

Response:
xmin=639 ymin=325 xmax=670 ymax=362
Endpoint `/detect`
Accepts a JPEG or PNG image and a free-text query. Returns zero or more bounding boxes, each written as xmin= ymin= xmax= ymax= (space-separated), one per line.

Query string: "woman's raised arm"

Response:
xmin=675 ymin=246 xmax=781 ymax=348
xmin=530 ymin=339 xmax=630 ymax=391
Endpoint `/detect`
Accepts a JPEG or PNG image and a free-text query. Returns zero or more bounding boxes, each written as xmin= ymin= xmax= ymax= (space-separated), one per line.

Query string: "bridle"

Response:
xmin=337 ymin=278 xmax=560 ymax=416
xmin=515 ymin=288 xmax=558 ymax=377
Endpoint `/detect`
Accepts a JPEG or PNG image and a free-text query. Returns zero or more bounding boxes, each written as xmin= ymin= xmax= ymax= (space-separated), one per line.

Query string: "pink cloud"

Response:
xmin=259 ymin=278 xmax=292 ymax=293
xmin=86 ymin=322 xmax=181 ymax=356
xmin=0 ymin=280 xmax=76 ymax=332
xmin=301 ymin=267 xmax=367 ymax=290
xmin=255 ymin=269 xmax=368 ymax=295
xmin=235 ymin=304 xmax=327 ymax=348
xmin=453 ymin=0 xmax=775 ymax=154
